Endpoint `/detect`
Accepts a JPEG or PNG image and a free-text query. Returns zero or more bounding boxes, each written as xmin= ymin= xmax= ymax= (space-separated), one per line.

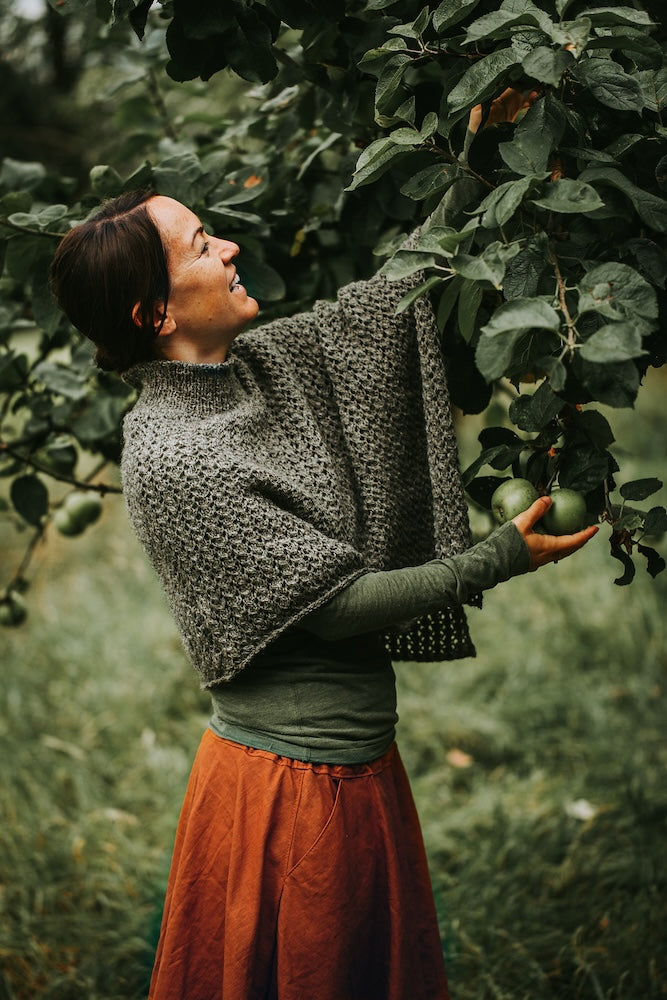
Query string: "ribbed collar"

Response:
xmin=123 ymin=357 xmax=247 ymax=416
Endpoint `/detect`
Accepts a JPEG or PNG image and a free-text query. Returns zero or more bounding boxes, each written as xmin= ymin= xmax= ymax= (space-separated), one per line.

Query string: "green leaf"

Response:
xmin=435 ymin=276 xmax=463 ymax=332
xmin=389 ymin=112 xmax=439 ymax=146
xmin=10 ymin=474 xmax=48 ymax=526
xmin=522 ymin=46 xmax=574 ymax=87
xmin=549 ymin=18 xmax=592 ymax=55
xmin=499 ymin=132 xmax=550 ymax=176
xmin=212 ymin=167 xmax=269 ymax=205
xmin=346 ymin=137 xmax=409 ymax=191
xmin=637 ymin=544 xmax=666 ymax=579
xmin=153 ymin=152 xmax=203 ymax=205
xmin=530 ymin=179 xmax=605 ymax=213
xmin=636 ymin=67 xmax=667 ymax=114
xmin=610 ymin=542 xmax=635 ymax=586
xmin=656 ymin=155 xmax=667 ymax=193
xmin=30 ymin=260 xmax=63 ymax=336
xmin=574 ymin=59 xmax=644 ymax=112
xmin=433 ymin=0 xmax=481 ymax=34
xmin=576 ymin=409 xmax=614 ymax=449
xmin=573 ymin=355 xmax=640 ymax=408
xmin=509 ymin=381 xmax=562 ymax=431
xmin=620 ymin=478 xmax=662 ymax=501
xmin=481 ymin=297 xmax=561 ymax=336
xmin=514 ymin=91 xmax=566 ymax=154
xmin=447 ymin=48 xmax=519 ymax=114
xmin=644 ymin=507 xmax=667 ymax=535
xmin=457 ymin=279 xmax=483 ymax=342
xmin=388 ymin=8 xmax=431 ymax=39
xmin=5 ymin=235 xmax=50 ymax=283
xmin=0 ymin=158 xmax=46 ymax=192
xmin=416 ymin=223 xmax=477 ymax=256
xmin=579 ymin=6 xmax=655 ymax=28
xmin=579 ymin=166 xmax=667 ymax=233
xmin=558 ymin=446 xmax=610 ymax=492
xmin=0 ymin=352 xmax=29 ymax=391
xmin=380 ymin=251 xmax=438 ymax=281
xmin=475 ymin=175 xmax=541 ymax=228
xmin=89 ymin=164 xmax=124 ymax=198
xmin=395 ymin=275 xmax=442 ymax=314
xmin=71 ymin=395 xmax=129 ymax=445
xmin=503 ymin=232 xmax=549 ymax=299
xmin=400 ymin=164 xmax=462 ymax=200
xmin=462 ymin=444 xmax=522 ymax=485
xmin=33 ymin=361 xmax=90 ymax=400
xmin=465 ymin=0 xmax=553 ymax=43
xmin=579 ymin=321 xmax=647 ymax=363
xmin=475 ymin=327 xmax=525 ymax=380
xmin=451 ymin=241 xmax=521 ymax=289
xmin=236 ymin=255 xmax=285 ymax=302
xmin=577 ymin=262 xmax=658 ymax=322
xmin=375 ymin=54 xmax=412 ymax=115
xmin=226 ymin=8 xmax=277 ymax=84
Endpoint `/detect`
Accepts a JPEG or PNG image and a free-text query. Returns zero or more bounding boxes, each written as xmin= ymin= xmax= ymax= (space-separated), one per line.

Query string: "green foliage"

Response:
xmin=1 ymin=0 xmax=666 ymax=617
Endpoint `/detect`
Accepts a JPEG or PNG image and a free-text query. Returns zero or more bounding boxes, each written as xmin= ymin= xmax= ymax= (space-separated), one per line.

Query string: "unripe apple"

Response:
xmin=0 ymin=591 xmax=27 ymax=627
xmin=63 ymin=491 xmax=102 ymax=528
xmin=542 ymin=488 xmax=587 ymax=535
xmin=491 ymin=478 xmax=539 ymax=524
xmin=53 ymin=506 xmax=85 ymax=536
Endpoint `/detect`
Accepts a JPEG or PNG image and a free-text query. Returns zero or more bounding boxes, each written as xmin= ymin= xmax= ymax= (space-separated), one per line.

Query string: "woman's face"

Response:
xmin=147 ymin=195 xmax=259 ymax=363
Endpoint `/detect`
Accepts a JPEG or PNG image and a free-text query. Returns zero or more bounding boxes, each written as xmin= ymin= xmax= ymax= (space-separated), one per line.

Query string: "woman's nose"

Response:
xmin=215 ymin=238 xmax=239 ymax=262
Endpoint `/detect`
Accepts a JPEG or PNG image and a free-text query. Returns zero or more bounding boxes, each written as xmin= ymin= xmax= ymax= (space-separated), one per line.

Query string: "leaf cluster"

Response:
xmin=1 ymin=0 xmax=665 ymax=606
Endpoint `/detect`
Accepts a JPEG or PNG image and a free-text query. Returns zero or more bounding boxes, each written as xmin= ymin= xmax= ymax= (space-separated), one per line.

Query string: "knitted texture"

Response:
xmin=121 ymin=264 xmax=477 ymax=688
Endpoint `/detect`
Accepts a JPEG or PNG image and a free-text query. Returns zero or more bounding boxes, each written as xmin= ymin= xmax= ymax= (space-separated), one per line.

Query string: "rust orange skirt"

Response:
xmin=149 ymin=730 xmax=449 ymax=1000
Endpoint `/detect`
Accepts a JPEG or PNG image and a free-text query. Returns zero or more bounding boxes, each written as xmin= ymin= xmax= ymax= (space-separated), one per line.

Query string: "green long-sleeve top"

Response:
xmin=209 ymin=520 xmax=530 ymax=764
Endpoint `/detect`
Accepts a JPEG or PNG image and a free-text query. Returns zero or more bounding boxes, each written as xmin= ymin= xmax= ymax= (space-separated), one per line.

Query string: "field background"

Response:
xmin=1 ymin=369 xmax=666 ymax=999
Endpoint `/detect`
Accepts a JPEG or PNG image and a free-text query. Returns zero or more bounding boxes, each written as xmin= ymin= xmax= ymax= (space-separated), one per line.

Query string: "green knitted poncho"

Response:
xmin=121 ymin=264 xmax=478 ymax=688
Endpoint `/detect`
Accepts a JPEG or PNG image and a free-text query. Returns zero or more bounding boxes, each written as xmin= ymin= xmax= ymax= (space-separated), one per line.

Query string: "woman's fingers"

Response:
xmin=512 ymin=495 xmax=552 ymax=534
xmin=512 ymin=496 xmax=599 ymax=570
xmin=524 ymin=522 xmax=599 ymax=570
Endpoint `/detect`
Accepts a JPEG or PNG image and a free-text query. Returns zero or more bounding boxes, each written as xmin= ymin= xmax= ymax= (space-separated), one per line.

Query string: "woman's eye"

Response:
xmin=200 ymin=241 xmax=210 ymax=256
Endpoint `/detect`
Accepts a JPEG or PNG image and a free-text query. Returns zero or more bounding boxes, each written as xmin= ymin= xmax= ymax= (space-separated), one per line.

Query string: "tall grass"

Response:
xmin=1 ymin=371 xmax=665 ymax=998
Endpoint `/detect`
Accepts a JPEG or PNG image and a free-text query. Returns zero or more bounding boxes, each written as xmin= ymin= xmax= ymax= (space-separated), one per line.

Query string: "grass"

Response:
xmin=1 ymin=370 xmax=665 ymax=999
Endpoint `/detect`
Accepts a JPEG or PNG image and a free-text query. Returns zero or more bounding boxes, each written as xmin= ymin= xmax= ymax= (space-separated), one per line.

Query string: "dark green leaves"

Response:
xmin=620 ymin=478 xmax=662 ymax=502
xmin=447 ymin=49 xmax=518 ymax=115
xmin=579 ymin=167 xmax=667 ymax=233
xmin=481 ymin=297 xmax=561 ymax=336
xmin=577 ymin=263 xmax=658 ymax=323
xmin=575 ymin=59 xmax=644 ymax=112
xmin=530 ymin=179 xmax=604 ymax=214
xmin=579 ymin=322 xmax=647 ymax=363
xmin=10 ymin=475 xmax=49 ymax=526
xmin=476 ymin=176 xmax=543 ymax=228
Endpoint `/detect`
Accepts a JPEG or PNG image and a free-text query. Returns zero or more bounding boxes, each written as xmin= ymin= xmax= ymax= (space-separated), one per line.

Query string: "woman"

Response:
xmin=51 ymin=190 xmax=597 ymax=1000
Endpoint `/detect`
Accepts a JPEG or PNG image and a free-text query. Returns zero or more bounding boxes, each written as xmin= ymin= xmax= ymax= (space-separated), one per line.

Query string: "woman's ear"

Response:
xmin=131 ymin=302 xmax=176 ymax=337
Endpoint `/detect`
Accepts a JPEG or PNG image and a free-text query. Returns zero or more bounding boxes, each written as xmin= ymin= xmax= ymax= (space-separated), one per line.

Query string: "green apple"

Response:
xmin=53 ymin=506 xmax=85 ymax=536
xmin=491 ymin=478 xmax=539 ymax=524
xmin=0 ymin=591 xmax=27 ymax=627
xmin=63 ymin=491 xmax=102 ymax=528
xmin=542 ymin=488 xmax=587 ymax=535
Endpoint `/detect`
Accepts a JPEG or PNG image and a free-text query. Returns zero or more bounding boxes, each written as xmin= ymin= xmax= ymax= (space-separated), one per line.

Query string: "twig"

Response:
xmin=0 ymin=217 xmax=65 ymax=239
xmin=148 ymin=68 xmax=179 ymax=142
xmin=551 ymin=245 xmax=577 ymax=352
xmin=0 ymin=440 xmax=121 ymax=494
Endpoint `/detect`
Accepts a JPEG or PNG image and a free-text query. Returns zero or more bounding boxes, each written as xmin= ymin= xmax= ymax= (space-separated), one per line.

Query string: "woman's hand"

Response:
xmin=512 ymin=496 xmax=599 ymax=572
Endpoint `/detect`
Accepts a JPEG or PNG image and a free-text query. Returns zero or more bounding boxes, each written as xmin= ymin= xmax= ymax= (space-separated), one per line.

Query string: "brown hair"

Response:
xmin=50 ymin=190 xmax=169 ymax=373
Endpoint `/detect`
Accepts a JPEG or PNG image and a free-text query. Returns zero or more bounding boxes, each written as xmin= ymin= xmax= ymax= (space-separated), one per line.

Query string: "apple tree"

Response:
xmin=1 ymin=0 xmax=666 ymax=624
